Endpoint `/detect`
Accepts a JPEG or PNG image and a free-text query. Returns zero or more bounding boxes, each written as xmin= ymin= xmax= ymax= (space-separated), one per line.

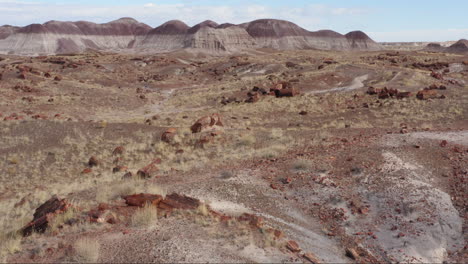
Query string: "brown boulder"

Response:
xmin=396 ymin=91 xmax=412 ymax=99
xmin=345 ymin=248 xmax=359 ymax=260
xmin=123 ymin=193 xmax=163 ymax=207
xmin=88 ymin=156 xmax=99 ymax=167
xmin=245 ymin=92 xmax=260 ymax=103
xmin=286 ymin=240 xmax=301 ymax=252
xmin=237 ymin=213 xmax=264 ymax=228
xmin=137 ymin=158 xmax=161 ymax=179
xmin=430 ymin=71 xmax=443 ymax=80
xmin=112 ymin=146 xmax=125 ymax=155
xmin=275 ymin=88 xmax=298 ymax=97
xmin=440 ymin=140 xmax=448 ymax=147
xmin=22 ymin=196 xmax=72 ymax=236
xmin=18 ymin=73 xmax=26 ymax=79
xmin=416 ymin=89 xmax=439 ymax=100
xmin=161 ymin=128 xmax=177 ymax=143
xmin=158 ymin=193 xmax=200 ymax=210
xmin=190 ymin=114 xmax=223 ymax=133
xmin=112 ymin=165 xmax=128 ymax=173
xmin=366 ymin=86 xmax=378 ymax=95
xmin=191 ymin=115 xmax=212 ymax=133
xmin=378 ymin=90 xmax=389 ymax=99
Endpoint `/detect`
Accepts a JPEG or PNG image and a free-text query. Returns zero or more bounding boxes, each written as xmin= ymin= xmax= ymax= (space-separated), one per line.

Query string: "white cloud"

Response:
xmin=0 ymin=2 xmax=367 ymax=28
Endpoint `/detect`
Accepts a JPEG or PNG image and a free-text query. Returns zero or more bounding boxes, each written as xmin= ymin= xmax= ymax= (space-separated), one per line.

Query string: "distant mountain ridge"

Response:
xmin=0 ymin=18 xmax=381 ymax=55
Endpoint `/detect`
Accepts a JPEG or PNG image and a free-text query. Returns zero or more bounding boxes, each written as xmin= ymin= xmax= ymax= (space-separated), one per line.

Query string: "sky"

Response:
xmin=0 ymin=0 xmax=467 ymax=42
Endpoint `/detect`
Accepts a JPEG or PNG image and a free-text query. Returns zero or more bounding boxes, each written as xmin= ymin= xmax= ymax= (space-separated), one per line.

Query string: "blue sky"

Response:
xmin=1 ymin=0 xmax=467 ymax=42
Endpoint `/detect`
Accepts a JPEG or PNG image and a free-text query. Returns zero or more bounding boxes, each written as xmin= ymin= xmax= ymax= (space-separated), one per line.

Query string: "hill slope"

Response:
xmin=0 ymin=18 xmax=382 ymax=55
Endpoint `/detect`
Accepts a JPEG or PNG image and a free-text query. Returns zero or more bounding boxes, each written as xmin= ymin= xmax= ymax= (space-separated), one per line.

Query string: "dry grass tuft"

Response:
xmin=131 ymin=204 xmax=158 ymax=228
xmin=237 ymin=134 xmax=256 ymax=147
xmin=291 ymin=159 xmax=311 ymax=171
xmin=48 ymin=206 xmax=78 ymax=233
xmin=0 ymin=231 xmax=21 ymax=262
xmin=73 ymin=237 xmax=100 ymax=263
xmin=196 ymin=204 xmax=210 ymax=217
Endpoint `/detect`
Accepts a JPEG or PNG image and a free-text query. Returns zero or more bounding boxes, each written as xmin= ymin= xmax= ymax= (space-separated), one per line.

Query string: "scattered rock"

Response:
xmin=88 ymin=156 xmax=99 ymax=167
xmin=161 ymin=128 xmax=177 ymax=143
xmin=416 ymin=89 xmax=440 ymax=100
xmin=367 ymin=87 xmax=411 ymax=99
xmin=190 ymin=114 xmax=223 ymax=133
xmin=345 ymin=248 xmax=359 ymax=260
xmin=112 ymin=166 xmax=127 ymax=173
xmin=18 ymin=72 xmax=27 ymax=79
xmin=158 ymin=193 xmax=200 ymax=210
xmin=137 ymin=159 xmax=161 ymax=179
xmin=14 ymin=85 xmax=35 ymax=93
xmin=430 ymin=71 xmax=443 ymax=80
xmin=245 ymin=92 xmax=260 ymax=103
xmin=274 ymin=88 xmax=298 ymax=98
xmin=81 ymin=168 xmax=92 ymax=174
xmin=122 ymin=172 xmax=133 ymax=179
xmin=123 ymin=193 xmax=163 ymax=207
xmin=22 ymin=196 xmax=72 ymax=236
xmin=238 ymin=213 xmax=264 ymax=228
xmin=440 ymin=140 xmax=448 ymax=147
xmin=412 ymin=62 xmax=448 ymax=71
xmin=112 ymin=146 xmax=124 ymax=155
xmin=285 ymin=61 xmax=298 ymax=68
xmin=286 ymin=240 xmax=301 ymax=252
xmin=303 ymin=252 xmax=321 ymax=264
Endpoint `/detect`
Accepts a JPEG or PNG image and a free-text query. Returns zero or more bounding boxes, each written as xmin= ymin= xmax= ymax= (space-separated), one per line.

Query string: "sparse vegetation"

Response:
xmin=0 ymin=231 xmax=22 ymax=262
xmin=0 ymin=45 xmax=466 ymax=263
xmin=48 ymin=206 xmax=78 ymax=233
xmin=131 ymin=204 xmax=158 ymax=228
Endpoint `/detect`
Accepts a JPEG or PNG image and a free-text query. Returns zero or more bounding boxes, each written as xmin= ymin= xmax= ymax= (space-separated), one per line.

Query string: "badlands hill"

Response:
xmin=0 ymin=17 xmax=381 ymax=55
xmin=423 ymin=39 xmax=468 ymax=54
xmin=446 ymin=39 xmax=468 ymax=53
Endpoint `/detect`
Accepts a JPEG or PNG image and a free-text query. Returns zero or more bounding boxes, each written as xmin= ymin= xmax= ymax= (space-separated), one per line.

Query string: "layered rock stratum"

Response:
xmin=0 ymin=17 xmax=381 ymax=55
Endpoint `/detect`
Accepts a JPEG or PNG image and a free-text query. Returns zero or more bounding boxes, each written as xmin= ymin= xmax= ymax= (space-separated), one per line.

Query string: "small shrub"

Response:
xmin=220 ymin=171 xmax=233 ymax=179
xmin=131 ymin=204 xmax=158 ymax=228
xmin=291 ymin=159 xmax=310 ymax=171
